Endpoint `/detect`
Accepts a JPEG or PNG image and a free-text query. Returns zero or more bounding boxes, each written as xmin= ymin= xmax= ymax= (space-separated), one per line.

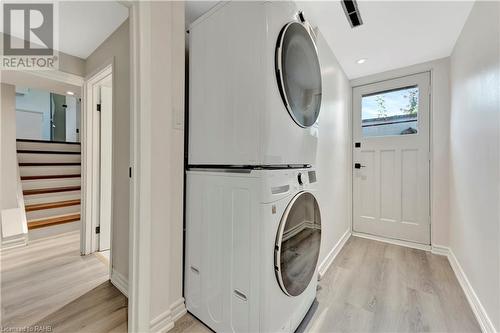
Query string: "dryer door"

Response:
xmin=275 ymin=191 xmax=321 ymax=297
xmin=276 ymin=22 xmax=322 ymax=128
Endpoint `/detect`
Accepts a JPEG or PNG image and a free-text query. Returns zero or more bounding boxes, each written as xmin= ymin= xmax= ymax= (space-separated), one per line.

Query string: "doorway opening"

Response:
xmin=83 ymin=64 xmax=114 ymax=274
xmin=352 ymin=72 xmax=431 ymax=245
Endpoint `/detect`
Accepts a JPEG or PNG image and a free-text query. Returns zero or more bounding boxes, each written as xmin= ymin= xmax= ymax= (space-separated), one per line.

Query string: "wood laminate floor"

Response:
xmin=1 ymin=231 xmax=127 ymax=332
xmin=172 ymin=236 xmax=481 ymax=333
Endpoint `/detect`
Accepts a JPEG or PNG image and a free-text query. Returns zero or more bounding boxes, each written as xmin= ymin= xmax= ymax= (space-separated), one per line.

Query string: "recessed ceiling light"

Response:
xmin=66 ymin=91 xmax=74 ymax=95
xmin=357 ymin=58 xmax=367 ymax=64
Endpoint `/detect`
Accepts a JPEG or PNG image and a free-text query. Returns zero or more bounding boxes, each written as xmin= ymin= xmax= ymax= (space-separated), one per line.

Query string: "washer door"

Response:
xmin=275 ymin=191 xmax=321 ymax=297
xmin=276 ymin=21 xmax=322 ymax=128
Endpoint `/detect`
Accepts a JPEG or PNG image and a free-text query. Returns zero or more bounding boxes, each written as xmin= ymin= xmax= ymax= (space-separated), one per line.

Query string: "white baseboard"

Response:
xmin=170 ymin=298 xmax=187 ymax=322
xmin=337 ymin=232 xmax=496 ymax=332
xmin=445 ymin=248 xmax=497 ymax=333
xmin=317 ymin=229 xmax=351 ymax=280
xmin=430 ymin=245 xmax=496 ymax=332
xmin=110 ymin=268 xmax=129 ymax=297
xmin=150 ymin=308 xmax=174 ymax=333
xmin=430 ymin=244 xmax=450 ymax=256
xmin=351 ymin=231 xmax=431 ymax=251
xmin=150 ymin=298 xmax=186 ymax=333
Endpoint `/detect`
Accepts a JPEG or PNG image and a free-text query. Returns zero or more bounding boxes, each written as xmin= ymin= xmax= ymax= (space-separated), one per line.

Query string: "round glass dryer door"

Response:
xmin=276 ymin=21 xmax=322 ymax=128
xmin=275 ymin=191 xmax=321 ymax=297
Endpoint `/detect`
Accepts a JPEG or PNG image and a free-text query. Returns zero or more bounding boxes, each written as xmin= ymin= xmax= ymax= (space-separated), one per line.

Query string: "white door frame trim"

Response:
xmin=350 ymin=70 xmax=433 ymax=246
xmin=126 ymin=2 xmax=151 ymax=331
xmin=81 ymin=62 xmax=113 ymax=262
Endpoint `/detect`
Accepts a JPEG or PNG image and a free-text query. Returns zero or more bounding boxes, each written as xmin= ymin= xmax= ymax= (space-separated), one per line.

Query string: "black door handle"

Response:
xmin=354 ymin=163 xmax=366 ymax=169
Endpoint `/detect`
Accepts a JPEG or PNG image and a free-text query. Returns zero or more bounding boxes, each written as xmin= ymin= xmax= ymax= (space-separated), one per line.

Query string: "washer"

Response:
xmin=188 ymin=1 xmax=322 ymax=166
xmin=185 ymin=168 xmax=321 ymax=332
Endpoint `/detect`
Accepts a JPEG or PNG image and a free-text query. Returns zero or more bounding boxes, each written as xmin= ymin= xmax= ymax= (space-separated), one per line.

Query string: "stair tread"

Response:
xmin=23 ymin=186 xmax=81 ymax=195
xmin=16 ymin=139 xmax=81 ymax=145
xmin=17 ymin=150 xmax=81 ymax=155
xmin=19 ymin=162 xmax=81 ymax=166
xmin=25 ymin=199 xmax=81 ymax=212
xmin=21 ymin=174 xmax=81 ymax=180
xmin=28 ymin=213 xmax=80 ymax=230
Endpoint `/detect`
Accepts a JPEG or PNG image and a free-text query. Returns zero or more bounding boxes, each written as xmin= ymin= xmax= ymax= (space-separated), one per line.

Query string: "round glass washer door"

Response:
xmin=276 ymin=21 xmax=322 ymax=128
xmin=275 ymin=191 xmax=322 ymax=297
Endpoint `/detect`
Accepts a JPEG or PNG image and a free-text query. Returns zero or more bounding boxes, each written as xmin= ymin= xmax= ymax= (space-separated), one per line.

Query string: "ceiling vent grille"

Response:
xmin=341 ymin=0 xmax=363 ymax=28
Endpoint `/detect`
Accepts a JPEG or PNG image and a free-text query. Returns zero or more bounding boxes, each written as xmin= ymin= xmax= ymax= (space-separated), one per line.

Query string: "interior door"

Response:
xmin=98 ymin=84 xmax=112 ymax=251
xmin=352 ymin=72 xmax=430 ymax=244
xmin=51 ymin=93 xmax=66 ymax=141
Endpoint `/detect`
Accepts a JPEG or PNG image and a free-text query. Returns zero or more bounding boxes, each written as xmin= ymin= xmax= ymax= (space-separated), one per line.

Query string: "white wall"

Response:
xmin=314 ymin=33 xmax=352 ymax=267
xmin=1 ymin=84 xmax=18 ymax=211
xmin=85 ymin=19 xmax=130 ymax=281
xmin=148 ymin=1 xmax=185 ymax=329
xmin=127 ymin=2 xmax=185 ymax=331
xmin=350 ymin=57 xmax=452 ymax=247
xmin=15 ymin=88 xmax=51 ymax=140
xmin=449 ymin=1 xmax=500 ymax=330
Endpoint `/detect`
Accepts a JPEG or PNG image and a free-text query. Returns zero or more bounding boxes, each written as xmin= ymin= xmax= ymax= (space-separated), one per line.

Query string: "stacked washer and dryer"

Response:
xmin=185 ymin=2 xmax=323 ymax=332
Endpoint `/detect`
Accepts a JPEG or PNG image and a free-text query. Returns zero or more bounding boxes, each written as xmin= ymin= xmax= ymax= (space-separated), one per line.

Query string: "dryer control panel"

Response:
xmin=297 ymin=170 xmax=316 ymax=186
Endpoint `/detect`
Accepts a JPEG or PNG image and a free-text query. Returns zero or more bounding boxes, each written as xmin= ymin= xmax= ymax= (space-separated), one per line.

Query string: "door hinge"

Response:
xmin=96 ymin=104 xmax=101 ymax=112
xmin=96 ymin=226 xmax=100 ymax=234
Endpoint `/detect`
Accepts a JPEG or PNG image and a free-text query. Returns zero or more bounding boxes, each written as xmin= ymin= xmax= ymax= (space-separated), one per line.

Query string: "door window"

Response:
xmin=361 ymin=86 xmax=419 ymax=137
xmin=275 ymin=191 xmax=321 ymax=297
xmin=276 ymin=22 xmax=322 ymax=128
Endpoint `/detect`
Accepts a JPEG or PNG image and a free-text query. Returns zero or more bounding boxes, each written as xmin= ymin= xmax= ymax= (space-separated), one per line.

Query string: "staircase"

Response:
xmin=17 ymin=139 xmax=81 ymax=238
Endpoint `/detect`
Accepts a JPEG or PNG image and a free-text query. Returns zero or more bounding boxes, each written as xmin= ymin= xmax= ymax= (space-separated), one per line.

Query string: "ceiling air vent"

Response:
xmin=341 ymin=0 xmax=363 ymax=28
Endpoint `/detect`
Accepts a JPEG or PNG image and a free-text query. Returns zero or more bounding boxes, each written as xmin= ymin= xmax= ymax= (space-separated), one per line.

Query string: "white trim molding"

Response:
xmin=430 ymin=245 xmax=496 ymax=333
xmin=430 ymin=244 xmax=450 ymax=256
xmin=351 ymin=232 xmax=431 ymax=251
xmin=22 ymin=69 xmax=84 ymax=86
xmin=150 ymin=309 xmax=173 ymax=333
xmin=149 ymin=298 xmax=187 ymax=333
xmin=110 ymin=268 xmax=129 ymax=298
xmin=318 ymin=229 xmax=351 ymax=280
xmin=170 ymin=298 xmax=187 ymax=323
xmin=446 ymin=248 xmax=497 ymax=333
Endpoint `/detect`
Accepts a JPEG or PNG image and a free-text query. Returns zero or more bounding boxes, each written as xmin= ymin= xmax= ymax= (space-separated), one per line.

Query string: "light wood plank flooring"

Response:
xmin=171 ymin=236 xmax=481 ymax=333
xmin=1 ymin=231 xmax=126 ymax=331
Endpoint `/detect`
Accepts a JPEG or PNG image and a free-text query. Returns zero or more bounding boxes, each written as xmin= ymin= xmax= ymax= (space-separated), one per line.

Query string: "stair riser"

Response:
xmin=22 ymin=178 xmax=81 ymax=190
xmin=27 ymin=205 xmax=80 ymax=221
xmin=18 ymin=153 xmax=81 ymax=164
xmin=20 ymin=165 xmax=81 ymax=177
xmin=23 ymin=191 xmax=81 ymax=205
xmin=16 ymin=141 xmax=81 ymax=153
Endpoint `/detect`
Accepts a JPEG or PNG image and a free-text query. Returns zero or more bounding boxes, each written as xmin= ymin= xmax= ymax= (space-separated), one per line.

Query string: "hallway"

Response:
xmin=0 ymin=231 xmax=123 ymax=330
xmin=173 ymin=237 xmax=480 ymax=333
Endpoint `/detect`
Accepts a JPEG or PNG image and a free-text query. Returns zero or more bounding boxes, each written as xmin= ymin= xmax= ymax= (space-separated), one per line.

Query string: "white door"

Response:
xmin=352 ymin=72 xmax=430 ymax=244
xmin=98 ymin=84 xmax=112 ymax=251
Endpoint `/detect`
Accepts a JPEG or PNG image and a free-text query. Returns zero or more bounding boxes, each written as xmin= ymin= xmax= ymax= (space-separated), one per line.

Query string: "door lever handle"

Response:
xmin=354 ymin=163 xmax=366 ymax=169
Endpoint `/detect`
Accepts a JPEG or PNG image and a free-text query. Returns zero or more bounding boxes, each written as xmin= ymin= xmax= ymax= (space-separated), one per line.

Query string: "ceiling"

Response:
xmin=2 ymin=1 xmax=128 ymax=59
xmin=185 ymin=1 xmax=474 ymax=79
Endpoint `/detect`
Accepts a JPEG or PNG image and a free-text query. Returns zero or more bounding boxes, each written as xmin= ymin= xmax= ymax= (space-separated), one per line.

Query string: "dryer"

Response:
xmin=188 ymin=1 xmax=322 ymax=166
xmin=185 ymin=168 xmax=321 ymax=332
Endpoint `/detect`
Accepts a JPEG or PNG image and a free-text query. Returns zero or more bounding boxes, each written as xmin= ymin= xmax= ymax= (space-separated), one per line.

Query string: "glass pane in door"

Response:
xmin=51 ymin=93 xmax=67 ymax=141
xmin=362 ymin=86 xmax=419 ymax=137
